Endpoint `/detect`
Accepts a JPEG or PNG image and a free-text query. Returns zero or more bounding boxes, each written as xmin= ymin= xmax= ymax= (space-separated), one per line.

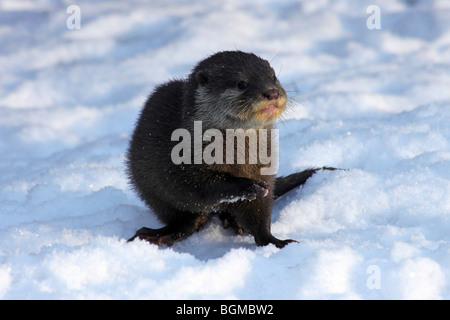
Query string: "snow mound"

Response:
xmin=1 ymin=0 xmax=450 ymax=299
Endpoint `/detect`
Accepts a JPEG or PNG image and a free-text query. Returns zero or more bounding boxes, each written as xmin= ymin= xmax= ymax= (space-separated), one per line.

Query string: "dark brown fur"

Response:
xmin=126 ymin=51 xmax=333 ymax=248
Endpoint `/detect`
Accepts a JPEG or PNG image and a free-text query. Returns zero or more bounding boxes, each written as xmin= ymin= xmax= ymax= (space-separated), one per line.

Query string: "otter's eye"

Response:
xmin=237 ymin=81 xmax=248 ymax=90
xmin=273 ymin=75 xmax=278 ymax=82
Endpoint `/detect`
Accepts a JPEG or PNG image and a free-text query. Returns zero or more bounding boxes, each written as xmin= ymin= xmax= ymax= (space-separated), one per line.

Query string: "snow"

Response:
xmin=1 ymin=0 xmax=450 ymax=300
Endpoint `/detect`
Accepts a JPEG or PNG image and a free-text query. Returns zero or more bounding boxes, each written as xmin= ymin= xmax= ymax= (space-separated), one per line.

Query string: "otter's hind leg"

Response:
xmin=233 ymin=195 xmax=297 ymax=249
xmin=128 ymin=211 xmax=210 ymax=246
xmin=219 ymin=211 xmax=244 ymax=235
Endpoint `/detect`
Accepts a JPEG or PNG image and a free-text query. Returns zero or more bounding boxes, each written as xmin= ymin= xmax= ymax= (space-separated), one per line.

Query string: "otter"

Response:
xmin=126 ymin=50 xmax=334 ymax=248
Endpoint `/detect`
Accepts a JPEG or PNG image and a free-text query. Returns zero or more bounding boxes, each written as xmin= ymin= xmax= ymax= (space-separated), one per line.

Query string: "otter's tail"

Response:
xmin=273 ymin=167 xmax=338 ymax=200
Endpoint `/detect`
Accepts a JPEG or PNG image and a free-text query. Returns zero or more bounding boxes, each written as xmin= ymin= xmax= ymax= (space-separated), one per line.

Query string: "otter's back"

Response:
xmin=126 ymin=80 xmax=185 ymax=202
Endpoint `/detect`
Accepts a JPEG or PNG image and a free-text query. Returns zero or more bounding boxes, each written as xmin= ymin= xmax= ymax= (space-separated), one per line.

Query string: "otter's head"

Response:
xmin=188 ymin=51 xmax=287 ymax=129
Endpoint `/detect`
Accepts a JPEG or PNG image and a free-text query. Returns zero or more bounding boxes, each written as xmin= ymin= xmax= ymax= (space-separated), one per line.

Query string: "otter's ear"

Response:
xmin=196 ymin=71 xmax=209 ymax=85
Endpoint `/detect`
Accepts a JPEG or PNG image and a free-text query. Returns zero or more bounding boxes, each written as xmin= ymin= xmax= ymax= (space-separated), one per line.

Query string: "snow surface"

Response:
xmin=1 ymin=0 xmax=450 ymax=299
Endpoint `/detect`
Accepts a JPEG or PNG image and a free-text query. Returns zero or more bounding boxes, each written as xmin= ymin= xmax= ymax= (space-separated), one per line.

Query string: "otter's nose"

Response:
xmin=263 ymin=89 xmax=279 ymax=100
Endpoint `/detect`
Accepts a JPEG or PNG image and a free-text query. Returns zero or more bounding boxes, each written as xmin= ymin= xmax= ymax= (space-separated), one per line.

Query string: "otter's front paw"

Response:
xmin=220 ymin=180 xmax=269 ymax=203
xmin=242 ymin=180 xmax=269 ymax=201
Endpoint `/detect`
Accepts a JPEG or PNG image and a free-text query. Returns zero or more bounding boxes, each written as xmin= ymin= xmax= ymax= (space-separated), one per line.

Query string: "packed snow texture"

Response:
xmin=1 ymin=0 xmax=450 ymax=299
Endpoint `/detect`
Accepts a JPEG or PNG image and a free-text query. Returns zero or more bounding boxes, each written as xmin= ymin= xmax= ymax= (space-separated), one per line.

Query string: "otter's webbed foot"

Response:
xmin=272 ymin=238 xmax=298 ymax=249
xmin=254 ymin=233 xmax=298 ymax=249
xmin=127 ymin=227 xmax=178 ymax=246
xmin=128 ymin=212 xmax=211 ymax=246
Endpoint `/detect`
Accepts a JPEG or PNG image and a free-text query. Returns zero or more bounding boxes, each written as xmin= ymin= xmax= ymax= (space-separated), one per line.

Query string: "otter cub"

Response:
xmin=127 ymin=50 xmax=330 ymax=248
